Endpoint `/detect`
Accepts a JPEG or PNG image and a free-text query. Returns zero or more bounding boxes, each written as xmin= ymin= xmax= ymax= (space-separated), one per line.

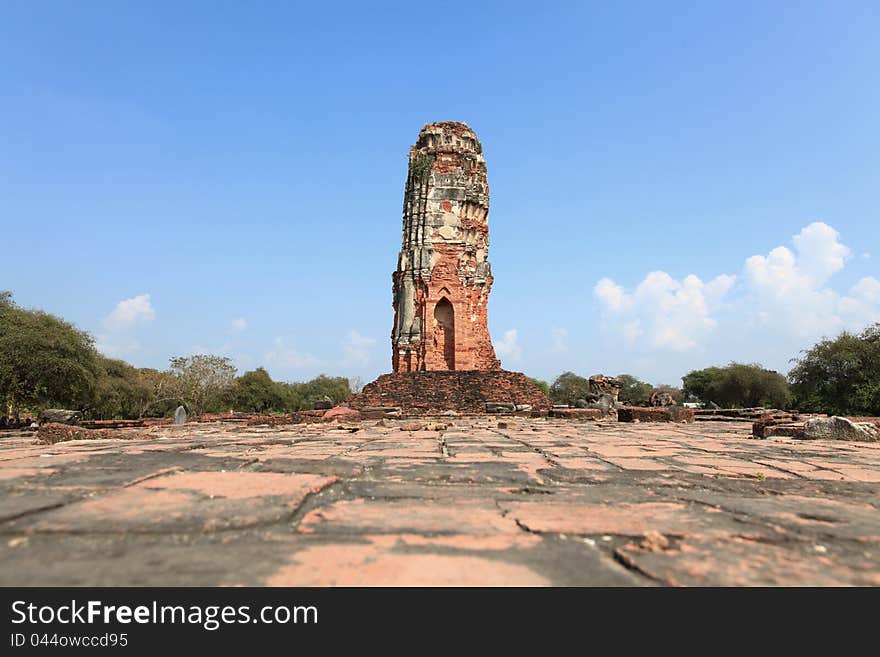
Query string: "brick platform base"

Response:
xmin=345 ymin=370 xmax=551 ymax=414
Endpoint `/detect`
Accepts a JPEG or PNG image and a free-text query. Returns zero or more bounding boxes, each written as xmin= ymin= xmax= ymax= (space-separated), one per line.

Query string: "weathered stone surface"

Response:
xmin=313 ymin=396 xmax=333 ymax=410
xmin=246 ymin=414 xmax=291 ymax=427
xmin=80 ymin=419 xmax=146 ymax=429
xmin=755 ymin=424 xmax=806 ymax=439
xmin=751 ymin=412 xmax=816 ymax=439
xmin=192 ymin=412 xmax=255 ymax=423
xmin=649 ymin=390 xmax=675 ymax=407
xmin=36 ymin=423 xmax=141 ymax=445
xmin=2 ymin=418 xmax=878 ymax=586
xmin=548 ymin=408 xmax=602 ymax=421
xmin=346 ymin=371 xmax=551 ymax=414
xmin=591 ymin=393 xmax=616 ymax=417
xmin=697 ymin=407 xmax=791 ymax=421
xmin=173 ymin=406 xmax=187 ymax=425
xmin=588 ymin=375 xmax=621 ymax=403
xmin=486 ymin=402 xmax=516 ymax=413
xmin=804 ymin=416 xmax=879 ymax=442
xmin=359 ymin=406 xmax=402 ymax=419
xmin=618 ymin=407 xmax=695 ymax=423
xmin=391 ymin=122 xmax=500 ymax=373
xmin=38 ymin=409 xmax=82 ymax=425
xmin=322 ymin=406 xmax=362 ymax=422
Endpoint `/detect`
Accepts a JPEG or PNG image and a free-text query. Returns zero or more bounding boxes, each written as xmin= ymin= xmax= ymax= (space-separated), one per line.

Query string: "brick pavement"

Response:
xmin=0 ymin=418 xmax=877 ymax=586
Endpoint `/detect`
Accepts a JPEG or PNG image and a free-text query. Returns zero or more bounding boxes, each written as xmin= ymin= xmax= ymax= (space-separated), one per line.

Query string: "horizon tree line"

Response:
xmin=2 ymin=291 xmax=878 ymax=419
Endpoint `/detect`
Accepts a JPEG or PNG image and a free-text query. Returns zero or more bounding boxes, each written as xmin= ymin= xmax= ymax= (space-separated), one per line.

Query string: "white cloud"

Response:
xmin=838 ymin=276 xmax=880 ymax=326
xmin=791 ymin=222 xmax=850 ymax=284
xmin=342 ymin=330 xmax=376 ymax=366
xmin=593 ymin=222 xmax=880 ymax=362
xmin=263 ymin=338 xmax=320 ymax=369
xmin=740 ymin=223 xmax=876 ymax=339
xmin=95 ymin=293 xmax=156 ymax=357
xmin=594 ymin=278 xmax=630 ymax=312
xmin=705 ymin=274 xmax=737 ymax=303
xmin=851 ymin=276 xmax=880 ymax=304
xmin=742 ymin=223 xmax=850 ymax=304
xmin=230 ymin=317 xmax=248 ymax=334
xmin=594 ymin=271 xmax=734 ymax=351
xmin=494 ymin=328 xmax=522 ymax=362
xmin=103 ymin=293 xmax=155 ymax=328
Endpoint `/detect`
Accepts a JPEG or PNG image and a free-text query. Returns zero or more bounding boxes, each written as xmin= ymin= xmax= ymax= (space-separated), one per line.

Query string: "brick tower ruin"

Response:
xmin=345 ymin=121 xmax=551 ymax=415
xmin=391 ymin=121 xmax=501 ymax=372
xmin=391 ymin=121 xmax=501 ymax=373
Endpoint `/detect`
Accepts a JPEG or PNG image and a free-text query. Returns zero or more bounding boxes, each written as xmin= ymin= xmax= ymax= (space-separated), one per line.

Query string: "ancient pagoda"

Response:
xmin=391 ymin=121 xmax=501 ymax=372
xmin=345 ymin=122 xmax=550 ymax=415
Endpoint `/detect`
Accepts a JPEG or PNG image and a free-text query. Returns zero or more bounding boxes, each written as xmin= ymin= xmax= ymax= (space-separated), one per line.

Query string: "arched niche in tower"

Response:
xmin=433 ymin=297 xmax=455 ymax=371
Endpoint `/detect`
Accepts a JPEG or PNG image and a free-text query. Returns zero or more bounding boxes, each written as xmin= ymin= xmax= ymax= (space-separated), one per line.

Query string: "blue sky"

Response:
xmin=1 ymin=1 xmax=878 ymax=386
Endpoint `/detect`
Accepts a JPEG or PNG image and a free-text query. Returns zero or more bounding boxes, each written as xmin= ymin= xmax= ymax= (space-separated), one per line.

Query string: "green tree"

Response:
xmin=168 ymin=354 xmax=237 ymax=416
xmin=789 ymin=324 xmax=880 ymax=415
xmin=294 ymin=375 xmax=351 ymax=410
xmin=549 ymin=371 xmax=591 ymax=406
xmin=681 ymin=366 xmax=724 ymax=402
xmin=88 ymin=357 xmax=153 ymax=420
xmin=716 ymin=364 xmax=790 ymax=408
xmin=653 ymin=384 xmax=685 ymax=404
xmin=136 ymin=368 xmax=182 ymax=417
xmin=273 ymin=375 xmax=351 ymax=411
xmin=528 ymin=377 xmax=550 ymax=397
xmin=617 ymin=374 xmax=653 ymax=405
xmin=682 ymin=363 xmax=791 ymax=408
xmin=0 ymin=292 xmax=99 ymax=414
xmin=275 ymin=382 xmax=301 ymax=410
xmin=231 ymin=368 xmax=285 ymax=413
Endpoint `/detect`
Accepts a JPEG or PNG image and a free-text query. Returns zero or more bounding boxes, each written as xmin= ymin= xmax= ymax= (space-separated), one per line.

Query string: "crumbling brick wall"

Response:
xmin=346 ymin=371 xmax=551 ymax=414
xmin=391 ymin=122 xmax=500 ymax=372
xmin=589 ymin=375 xmax=622 ymax=403
xmin=618 ymin=407 xmax=695 ymax=423
xmin=36 ymin=423 xmax=141 ymax=444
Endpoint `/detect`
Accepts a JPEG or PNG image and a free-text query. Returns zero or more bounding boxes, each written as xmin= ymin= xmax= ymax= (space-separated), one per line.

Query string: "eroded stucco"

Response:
xmin=391 ymin=121 xmax=500 ymax=372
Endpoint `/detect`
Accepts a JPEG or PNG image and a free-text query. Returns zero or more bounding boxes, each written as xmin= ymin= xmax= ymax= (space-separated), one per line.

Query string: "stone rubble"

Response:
xmin=804 ymin=416 xmax=879 ymax=442
xmin=618 ymin=407 xmax=696 ymax=423
xmin=38 ymin=409 xmax=82 ymax=425
xmin=36 ymin=423 xmax=143 ymax=445
xmin=588 ymin=375 xmax=622 ymax=403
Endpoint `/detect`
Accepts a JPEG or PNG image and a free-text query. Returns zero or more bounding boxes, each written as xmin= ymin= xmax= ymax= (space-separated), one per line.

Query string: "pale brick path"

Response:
xmin=1 ymin=418 xmax=878 ymax=586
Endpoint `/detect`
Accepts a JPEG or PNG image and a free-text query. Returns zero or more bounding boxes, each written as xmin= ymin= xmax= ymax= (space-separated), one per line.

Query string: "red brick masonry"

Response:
xmin=3 ymin=418 xmax=878 ymax=586
xmin=391 ymin=122 xmax=500 ymax=373
xmin=752 ymin=414 xmax=880 ymax=439
xmin=346 ymin=370 xmax=551 ymax=414
xmin=618 ymin=407 xmax=696 ymax=423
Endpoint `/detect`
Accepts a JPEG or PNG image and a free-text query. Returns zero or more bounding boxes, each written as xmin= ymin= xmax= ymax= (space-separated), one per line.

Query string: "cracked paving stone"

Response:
xmin=6 ymin=472 xmax=336 ymax=534
xmin=0 ymin=417 xmax=878 ymax=585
